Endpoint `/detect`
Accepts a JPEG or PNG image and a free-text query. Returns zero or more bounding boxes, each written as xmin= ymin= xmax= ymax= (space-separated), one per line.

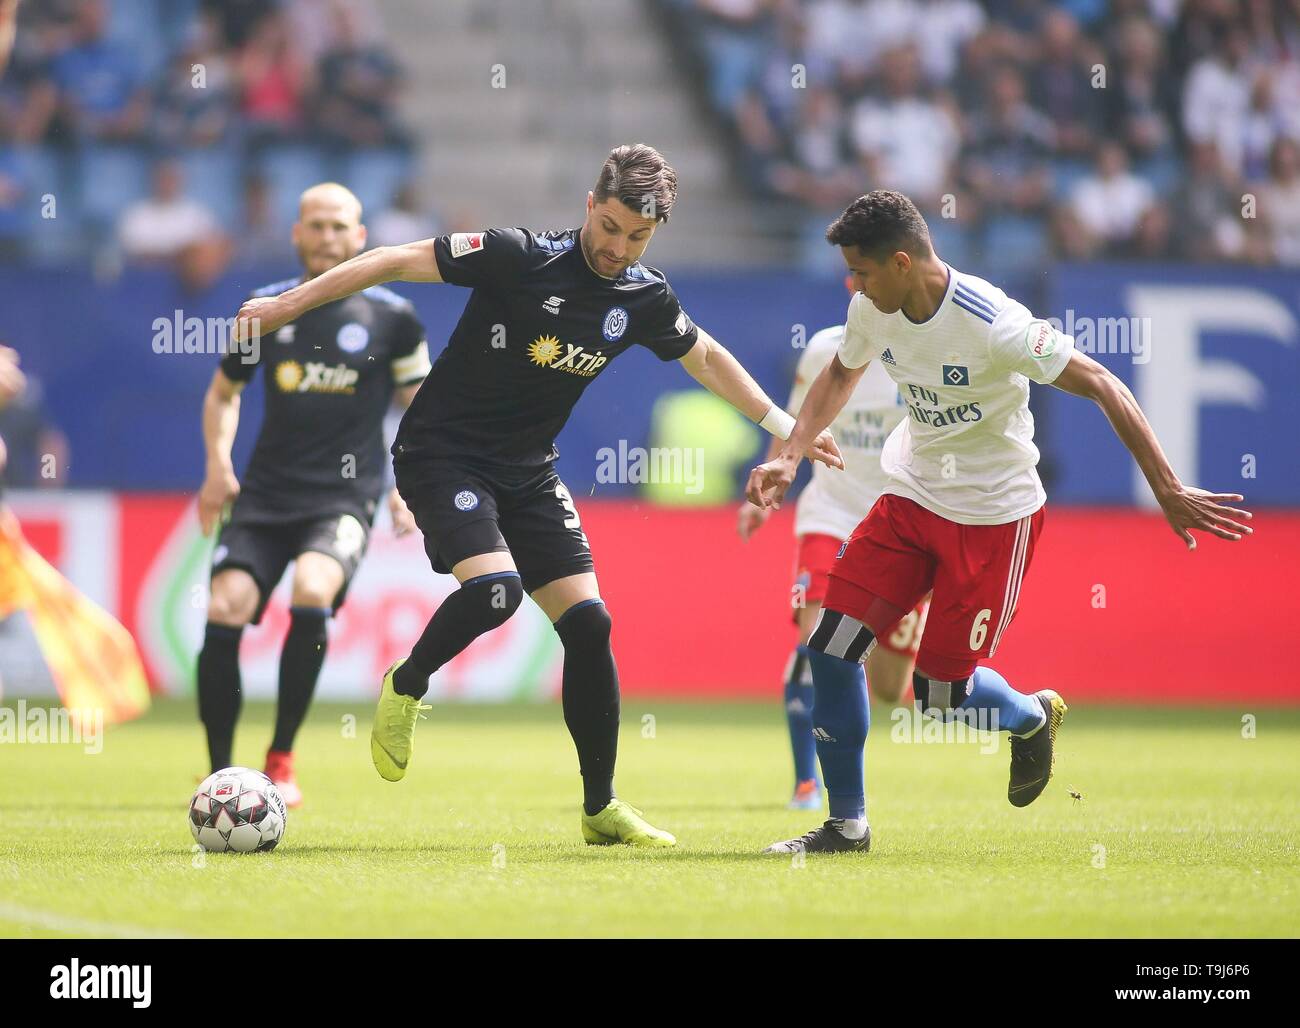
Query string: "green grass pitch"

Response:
xmin=1 ymin=698 xmax=1296 ymax=938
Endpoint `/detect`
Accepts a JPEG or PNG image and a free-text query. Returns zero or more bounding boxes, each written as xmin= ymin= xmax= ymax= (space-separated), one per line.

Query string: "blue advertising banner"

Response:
xmin=1046 ymin=263 xmax=1300 ymax=506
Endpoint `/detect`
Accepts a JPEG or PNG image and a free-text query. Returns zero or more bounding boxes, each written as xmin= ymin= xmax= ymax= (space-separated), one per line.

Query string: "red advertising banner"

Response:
xmin=6 ymin=492 xmax=1296 ymax=703
xmin=581 ymin=503 xmax=1299 ymax=703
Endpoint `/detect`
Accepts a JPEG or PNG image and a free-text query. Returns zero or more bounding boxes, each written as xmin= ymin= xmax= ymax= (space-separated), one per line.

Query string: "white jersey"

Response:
xmin=792 ymin=325 xmax=906 ymax=540
xmin=837 ymin=264 xmax=1075 ymax=525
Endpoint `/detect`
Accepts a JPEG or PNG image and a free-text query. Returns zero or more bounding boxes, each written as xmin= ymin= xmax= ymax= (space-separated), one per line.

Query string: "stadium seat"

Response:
xmin=177 ymin=148 xmax=241 ymax=227
xmin=926 ymin=217 xmax=973 ymax=269
xmin=255 ymin=145 xmax=328 ymax=232
xmin=9 ymin=147 xmax=83 ymax=263
xmin=338 ymin=149 xmax=414 ymax=221
xmin=106 ymin=0 xmax=167 ymax=81
xmin=1136 ymin=154 xmax=1183 ymax=195
xmin=980 ymin=215 xmax=1049 ymax=280
xmin=1050 ymin=159 xmax=1094 ymax=202
xmin=78 ymin=145 xmax=151 ymax=238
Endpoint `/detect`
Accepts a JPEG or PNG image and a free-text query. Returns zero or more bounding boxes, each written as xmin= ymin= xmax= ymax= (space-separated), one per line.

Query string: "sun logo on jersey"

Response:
xmin=275 ymin=360 xmax=304 ymax=392
xmin=528 ymin=335 xmax=561 ymax=366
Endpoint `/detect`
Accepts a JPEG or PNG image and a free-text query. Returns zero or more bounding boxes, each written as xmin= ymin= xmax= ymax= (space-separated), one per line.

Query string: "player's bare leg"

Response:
xmin=864 ymin=641 xmax=914 ymax=705
xmin=533 ymin=573 xmax=675 ymax=848
xmin=372 ymin=550 xmax=524 ymax=782
xmin=262 ymin=552 xmax=344 ymax=807
xmin=198 ymin=569 xmax=259 ymax=773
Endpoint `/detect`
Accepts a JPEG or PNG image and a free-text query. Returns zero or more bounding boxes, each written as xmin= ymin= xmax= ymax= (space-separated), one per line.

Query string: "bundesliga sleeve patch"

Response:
xmin=449 ymin=232 xmax=485 ymax=258
xmin=1025 ymin=320 xmax=1059 ymax=360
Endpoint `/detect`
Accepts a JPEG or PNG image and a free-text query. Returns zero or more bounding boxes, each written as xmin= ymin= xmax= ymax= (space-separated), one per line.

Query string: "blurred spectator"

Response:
xmin=153 ymin=15 xmax=236 ymax=149
xmin=758 ymin=85 xmax=861 ymax=209
xmin=1253 ymin=137 xmax=1300 ymax=265
xmin=962 ymin=65 xmax=1054 ymax=220
xmin=0 ymin=0 xmax=19 ymax=79
xmin=1169 ymin=0 xmax=1240 ymax=80
xmin=1029 ymin=8 xmax=1105 ymax=159
xmin=201 ymin=0 xmax=276 ymax=49
xmin=235 ymin=10 xmax=310 ymax=148
xmin=1068 ymin=142 xmax=1156 ymax=255
xmin=312 ymin=2 xmax=407 ymax=151
xmin=913 ymin=0 xmax=986 ymax=85
xmin=1171 ymin=141 xmax=1247 ymax=262
xmin=695 ymin=0 xmax=775 ymax=113
xmin=118 ymin=159 xmax=231 ymax=288
xmin=0 ymin=35 xmax=58 ymax=144
xmin=1182 ymin=27 xmax=1253 ymax=177
xmin=286 ymin=0 xmax=382 ymax=66
xmin=1105 ymin=16 xmax=1178 ymax=166
xmin=368 ymin=181 xmax=438 ymax=249
xmin=805 ymin=0 xmax=878 ymax=94
xmin=1127 ymin=202 xmax=1176 ymax=260
xmin=52 ymin=0 xmax=149 ymax=143
xmin=849 ymin=44 xmax=959 ymax=207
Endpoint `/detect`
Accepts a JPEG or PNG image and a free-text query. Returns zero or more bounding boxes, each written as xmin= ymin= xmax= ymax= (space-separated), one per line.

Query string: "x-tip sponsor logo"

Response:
xmin=273 ymin=360 xmax=359 ymax=394
xmin=526 ymin=335 xmax=608 ymax=377
xmin=50 ymin=959 xmax=151 ymax=1008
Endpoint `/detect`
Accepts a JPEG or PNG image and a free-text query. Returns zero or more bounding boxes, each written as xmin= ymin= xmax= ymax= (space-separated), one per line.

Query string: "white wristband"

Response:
xmin=758 ymin=405 xmax=796 ymax=440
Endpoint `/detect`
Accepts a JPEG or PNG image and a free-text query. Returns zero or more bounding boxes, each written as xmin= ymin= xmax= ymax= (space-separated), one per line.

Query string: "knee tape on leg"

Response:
xmin=912 ymin=671 xmax=974 ymax=721
xmin=807 ymin=608 xmax=876 ymax=664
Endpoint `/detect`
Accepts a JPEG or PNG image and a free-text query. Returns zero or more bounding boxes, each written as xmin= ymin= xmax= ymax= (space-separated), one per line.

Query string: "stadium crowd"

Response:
xmin=0 ymin=0 xmax=421 ymax=271
xmin=663 ymin=0 xmax=1300 ymax=275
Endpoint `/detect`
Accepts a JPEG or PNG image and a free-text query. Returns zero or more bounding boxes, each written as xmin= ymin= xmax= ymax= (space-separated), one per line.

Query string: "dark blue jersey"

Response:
xmin=222 ymin=278 xmax=430 ymax=523
xmin=394 ymin=227 xmax=699 ymax=469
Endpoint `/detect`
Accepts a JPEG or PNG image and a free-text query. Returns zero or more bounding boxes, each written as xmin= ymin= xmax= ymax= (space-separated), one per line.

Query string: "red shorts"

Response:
xmin=794 ymin=532 xmax=930 ymax=657
xmin=824 ymin=494 xmax=1044 ymax=680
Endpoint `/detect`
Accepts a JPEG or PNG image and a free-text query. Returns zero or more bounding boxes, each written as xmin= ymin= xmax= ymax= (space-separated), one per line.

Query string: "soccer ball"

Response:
xmin=189 ymin=767 xmax=287 ymax=853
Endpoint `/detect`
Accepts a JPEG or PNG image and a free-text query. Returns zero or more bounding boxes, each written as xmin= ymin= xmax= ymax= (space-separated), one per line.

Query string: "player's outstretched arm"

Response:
xmin=679 ymin=327 xmax=842 ymax=469
xmin=233 ymin=239 xmax=443 ymax=342
xmin=1051 ymin=351 xmax=1252 ymax=549
xmin=198 ymin=368 xmax=244 ymax=536
xmin=745 ymin=353 xmax=864 ymax=510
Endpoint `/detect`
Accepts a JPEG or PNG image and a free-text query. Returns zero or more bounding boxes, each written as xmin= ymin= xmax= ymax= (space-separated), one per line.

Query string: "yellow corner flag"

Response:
xmin=0 ymin=506 xmax=150 ymax=725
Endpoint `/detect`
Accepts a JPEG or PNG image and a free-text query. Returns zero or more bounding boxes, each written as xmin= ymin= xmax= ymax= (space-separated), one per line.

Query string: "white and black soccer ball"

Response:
xmin=189 ymin=767 xmax=287 ymax=853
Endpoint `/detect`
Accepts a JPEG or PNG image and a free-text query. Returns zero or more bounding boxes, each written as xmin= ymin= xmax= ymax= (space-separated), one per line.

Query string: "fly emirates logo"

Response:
xmin=901 ymin=383 xmax=983 ymax=429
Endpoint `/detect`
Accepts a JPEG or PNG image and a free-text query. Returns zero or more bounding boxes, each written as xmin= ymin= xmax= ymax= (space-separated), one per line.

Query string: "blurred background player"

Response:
xmin=196 ymin=181 xmax=430 ymax=805
xmin=233 ymin=144 xmax=841 ymax=847
xmin=751 ymin=190 xmax=1253 ymax=855
xmin=0 ymin=1 xmax=17 ymax=79
xmin=0 ymin=344 xmax=25 ymax=477
xmin=738 ymin=276 xmax=928 ymax=812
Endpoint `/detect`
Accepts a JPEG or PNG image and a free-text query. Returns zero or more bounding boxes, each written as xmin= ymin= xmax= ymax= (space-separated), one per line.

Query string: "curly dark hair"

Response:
xmin=826 ymin=190 xmax=931 ymax=259
xmin=593 ymin=143 xmax=678 ymax=223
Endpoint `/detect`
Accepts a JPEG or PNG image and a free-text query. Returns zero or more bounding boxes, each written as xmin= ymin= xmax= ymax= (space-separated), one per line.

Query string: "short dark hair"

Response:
xmin=594 ymin=143 xmax=678 ymax=223
xmin=826 ymin=190 xmax=931 ymax=259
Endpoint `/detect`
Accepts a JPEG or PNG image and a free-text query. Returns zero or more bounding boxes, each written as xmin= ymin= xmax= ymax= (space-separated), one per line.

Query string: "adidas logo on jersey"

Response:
xmin=812 ymin=727 xmax=836 ymax=743
xmin=881 ymin=348 xmax=897 ymax=365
